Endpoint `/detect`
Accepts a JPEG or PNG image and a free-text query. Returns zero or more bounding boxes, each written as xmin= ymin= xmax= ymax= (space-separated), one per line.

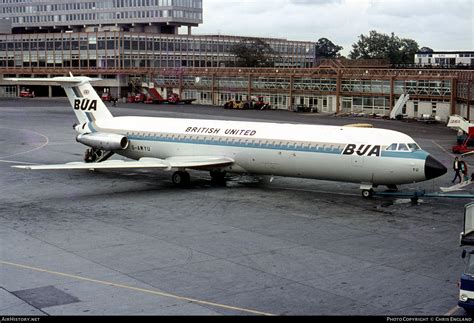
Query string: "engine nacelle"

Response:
xmin=76 ymin=133 xmax=129 ymax=151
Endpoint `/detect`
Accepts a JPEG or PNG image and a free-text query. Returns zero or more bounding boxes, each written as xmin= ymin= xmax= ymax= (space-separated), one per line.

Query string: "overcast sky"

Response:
xmin=190 ymin=0 xmax=473 ymax=55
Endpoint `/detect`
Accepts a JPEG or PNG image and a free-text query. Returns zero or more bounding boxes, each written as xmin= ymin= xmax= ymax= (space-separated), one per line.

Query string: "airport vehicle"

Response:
xmin=454 ymin=128 xmax=474 ymax=154
xmin=7 ymin=75 xmax=447 ymax=197
xmin=19 ymin=89 xmax=34 ymax=98
xmin=143 ymin=86 xmax=195 ymax=105
xmin=224 ymin=97 xmax=271 ymax=110
xmin=292 ymin=104 xmax=317 ymax=113
xmin=167 ymin=92 xmax=196 ymax=105
xmin=447 ymin=115 xmax=474 ymax=154
xmin=415 ymin=114 xmax=439 ymax=124
xmin=459 ymin=203 xmax=474 ymax=314
xmin=134 ymin=93 xmax=147 ymax=103
xmin=101 ymin=90 xmax=117 ymax=104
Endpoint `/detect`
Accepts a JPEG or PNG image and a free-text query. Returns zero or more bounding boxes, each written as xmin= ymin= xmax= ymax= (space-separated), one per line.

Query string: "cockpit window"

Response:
xmin=408 ymin=143 xmax=421 ymax=151
xmin=398 ymin=144 xmax=409 ymax=151
xmin=386 ymin=143 xmax=398 ymax=151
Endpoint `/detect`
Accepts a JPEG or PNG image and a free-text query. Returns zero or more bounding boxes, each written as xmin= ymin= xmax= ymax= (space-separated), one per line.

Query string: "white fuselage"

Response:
xmin=82 ymin=116 xmax=430 ymax=186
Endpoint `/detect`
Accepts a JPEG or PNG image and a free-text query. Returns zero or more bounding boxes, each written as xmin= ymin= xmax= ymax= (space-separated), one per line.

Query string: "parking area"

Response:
xmin=0 ymin=98 xmax=471 ymax=316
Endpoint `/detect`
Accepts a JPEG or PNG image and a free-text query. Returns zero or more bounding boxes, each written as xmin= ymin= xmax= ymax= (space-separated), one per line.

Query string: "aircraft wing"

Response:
xmin=12 ymin=156 xmax=234 ymax=171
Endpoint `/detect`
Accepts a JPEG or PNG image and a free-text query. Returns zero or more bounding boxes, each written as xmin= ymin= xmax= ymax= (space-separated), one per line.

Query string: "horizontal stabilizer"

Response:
xmin=12 ymin=156 xmax=234 ymax=171
xmin=5 ymin=76 xmax=102 ymax=86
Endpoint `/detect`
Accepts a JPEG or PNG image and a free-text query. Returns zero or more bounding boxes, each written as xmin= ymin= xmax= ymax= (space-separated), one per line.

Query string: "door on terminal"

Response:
xmin=322 ymin=97 xmax=328 ymax=112
xmin=342 ymin=98 xmax=352 ymax=113
xmin=270 ymin=95 xmax=288 ymax=109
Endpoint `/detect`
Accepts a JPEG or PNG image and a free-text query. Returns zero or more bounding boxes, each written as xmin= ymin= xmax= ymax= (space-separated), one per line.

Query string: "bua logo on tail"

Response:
xmin=74 ymin=99 xmax=97 ymax=111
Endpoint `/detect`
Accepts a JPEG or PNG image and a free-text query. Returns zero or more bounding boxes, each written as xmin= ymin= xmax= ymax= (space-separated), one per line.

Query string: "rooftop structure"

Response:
xmin=0 ymin=0 xmax=203 ymax=34
xmin=415 ymin=51 xmax=474 ymax=68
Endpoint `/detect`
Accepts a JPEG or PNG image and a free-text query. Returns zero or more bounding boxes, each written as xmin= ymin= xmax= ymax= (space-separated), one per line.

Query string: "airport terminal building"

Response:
xmin=0 ymin=0 xmax=473 ymax=120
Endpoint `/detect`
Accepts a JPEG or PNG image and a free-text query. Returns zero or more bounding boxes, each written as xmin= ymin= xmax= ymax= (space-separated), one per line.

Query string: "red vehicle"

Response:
xmin=101 ymin=92 xmax=113 ymax=102
xmin=101 ymin=92 xmax=118 ymax=105
xmin=134 ymin=93 xmax=146 ymax=103
xmin=19 ymin=89 xmax=35 ymax=98
xmin=453 ymin=127 xmax=474 ymax=154
xmin=167 ymin=93 xmax=196 ymax=105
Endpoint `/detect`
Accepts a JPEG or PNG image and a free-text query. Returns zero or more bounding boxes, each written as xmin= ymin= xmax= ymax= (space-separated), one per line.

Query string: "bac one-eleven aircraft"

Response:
xmin=8 ymin=75 xmax=447 ymax=198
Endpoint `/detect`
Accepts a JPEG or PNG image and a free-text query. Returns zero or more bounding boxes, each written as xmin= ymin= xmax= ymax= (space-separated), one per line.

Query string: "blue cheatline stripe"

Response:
xmin=129 ymin=135 xmax=342 ymax=155
xmin=381 ymin=150 xmax=429 ymax=160
xmin=84 ymin=112 xmax=92 ymax=122
xmin=88 ymin=122 xmax=97 ymax=133
xmin=127 ymin=135 xmax=428 ymax=160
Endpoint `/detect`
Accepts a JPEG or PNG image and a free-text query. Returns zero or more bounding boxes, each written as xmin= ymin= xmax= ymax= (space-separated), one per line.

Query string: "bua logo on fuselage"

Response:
xmin=74 ymin=99 xmax=97 ymax=111
xmin=343 ymin=144 xmax=381 ymax=157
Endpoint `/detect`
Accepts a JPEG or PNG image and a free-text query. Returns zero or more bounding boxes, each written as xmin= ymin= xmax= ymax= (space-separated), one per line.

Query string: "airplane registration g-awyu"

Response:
xmin=7 ymin=75 xmax=447 ymax=198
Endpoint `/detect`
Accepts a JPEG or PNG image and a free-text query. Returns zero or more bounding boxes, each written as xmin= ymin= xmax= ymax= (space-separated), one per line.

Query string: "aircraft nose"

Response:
xmin=425 ymin=155 xmax=447 ymax=180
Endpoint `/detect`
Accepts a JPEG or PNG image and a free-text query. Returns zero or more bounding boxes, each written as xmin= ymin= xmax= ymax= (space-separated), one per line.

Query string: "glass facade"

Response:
xmin=0 ymin=32 xmax=315 ymax=68
xmin=0 ymin=0 xmax=202 ymax=33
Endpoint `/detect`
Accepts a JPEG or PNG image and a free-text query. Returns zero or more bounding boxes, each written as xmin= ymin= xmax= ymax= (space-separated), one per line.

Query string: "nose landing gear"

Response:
xmin=360 ymin=184 xmax=375 ymax=199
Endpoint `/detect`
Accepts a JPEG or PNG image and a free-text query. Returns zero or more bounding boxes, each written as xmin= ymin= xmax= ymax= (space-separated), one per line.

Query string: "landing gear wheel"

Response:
xmin=210 ymin=170 xmax=227 ymax=186
xmin=172 ymin=171 xmax=190 ymax=187
xmin=362 ymin=189 xmax=374 ymax=199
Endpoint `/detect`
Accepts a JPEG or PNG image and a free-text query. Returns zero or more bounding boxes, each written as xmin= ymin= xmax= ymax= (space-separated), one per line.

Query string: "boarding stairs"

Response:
xmin=447 ymin=115 xmax=473 ymax=134
xmin=390 ymin=94 xmax=410 ymax=119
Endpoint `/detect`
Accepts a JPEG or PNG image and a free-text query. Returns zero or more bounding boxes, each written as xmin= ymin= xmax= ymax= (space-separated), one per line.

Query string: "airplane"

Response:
xmin=6 ymin=75 xmax=448 ymax=198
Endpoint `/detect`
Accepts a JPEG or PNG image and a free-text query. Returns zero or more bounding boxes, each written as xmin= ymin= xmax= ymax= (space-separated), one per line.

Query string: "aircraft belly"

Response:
xmin=119 ymin=141 xmax=426 ymax=186
xmin=370 ymin=157 xmax=425 ymax=184
xmin=234 ymin=149 xmax=370 ymax=183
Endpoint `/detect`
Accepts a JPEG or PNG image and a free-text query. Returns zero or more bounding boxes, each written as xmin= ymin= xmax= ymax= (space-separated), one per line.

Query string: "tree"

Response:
xmin=419 ymin=47 xmax=434 ymax=53
xmin=231 ymin=38 xmax=279 ymax=68
xmin=315 ymin=38 xmax=343 ymax=58
xmin=349 ymin=30 xmax=419 ymax=65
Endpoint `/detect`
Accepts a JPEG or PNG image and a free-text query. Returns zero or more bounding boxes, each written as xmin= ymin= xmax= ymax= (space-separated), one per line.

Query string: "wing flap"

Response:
xmin=12 ymin=156 xmax=234 ymax=171
xmin=165 ymin=156 xmax=234 ymax=168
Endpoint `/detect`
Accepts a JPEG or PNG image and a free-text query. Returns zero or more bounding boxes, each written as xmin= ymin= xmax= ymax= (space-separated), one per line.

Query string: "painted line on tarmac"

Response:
xmin=0 ymin=160 xmax=38 ymax=165
xmin=432 ymin=140 xmax=473 ymax=168
xmin=432 ymin=140 xmax=455 ymax=159
xmin=0 ymin=260 xmax=274 ymax=316
xmin=0 ymin=127 xmax=50 ymax=159
xmin=445 ymin=305 xmax=461 ymax=316
xmin=273 ymin=186 xmax=360 ymax=197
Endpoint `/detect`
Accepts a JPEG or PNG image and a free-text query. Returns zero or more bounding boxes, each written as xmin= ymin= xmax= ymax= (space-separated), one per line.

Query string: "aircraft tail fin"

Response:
xmin=5 ymin=74 xmax=113 ymax=124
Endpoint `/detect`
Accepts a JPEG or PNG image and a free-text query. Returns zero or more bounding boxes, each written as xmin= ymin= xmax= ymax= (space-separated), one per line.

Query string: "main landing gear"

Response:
xmin=172 ymin=171 xmax=190 ymax=187
xmin=171 ymin=170 xmax=228 ymax=187
xmin=84 ymin=148 xmax=114 ymax=163
xmin=210 ymin=170 xmax=227 ymax=186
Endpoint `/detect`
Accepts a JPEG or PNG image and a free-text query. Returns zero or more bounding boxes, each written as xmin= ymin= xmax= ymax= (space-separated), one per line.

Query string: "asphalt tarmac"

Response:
xmin=0 ymin=98 xmax=471 ymax=316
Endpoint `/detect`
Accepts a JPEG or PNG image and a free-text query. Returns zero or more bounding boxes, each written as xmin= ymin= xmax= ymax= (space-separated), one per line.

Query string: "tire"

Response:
xmin=210 ymin=170 xmax=227 ymax=186
xmin=362 ymin=189 xmax=374 ymax=198
xmin=172 ymin=171 xmax=190 ymax=186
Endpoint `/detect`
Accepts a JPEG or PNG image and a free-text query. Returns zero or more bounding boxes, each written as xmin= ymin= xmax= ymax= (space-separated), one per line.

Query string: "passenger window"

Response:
xmin=398 ymin=144 xmax=409 ymax=151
